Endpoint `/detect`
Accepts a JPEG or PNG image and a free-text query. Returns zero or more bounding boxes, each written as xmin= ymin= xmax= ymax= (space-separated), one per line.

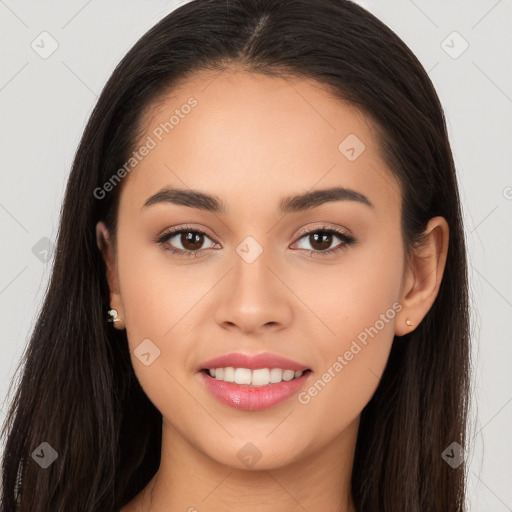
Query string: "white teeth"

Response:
xmin=234 ymin=368 xmax=252 ymax=385
xmin=251 ymin=368 xmax=270 ymax=386
xmin=269 ymin=368 xmax=283 ymax=383
xmin=282 ymin=369 xmax=295 ymax=381
xmin=223 ymin=366 xmax=235 ymax=382
xmin=207 ymin=367 xmax=306 ymax=386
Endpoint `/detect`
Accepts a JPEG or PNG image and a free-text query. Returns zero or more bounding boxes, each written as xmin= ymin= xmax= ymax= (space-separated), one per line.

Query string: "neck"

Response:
xmin=131 ymin=416 xmax=359 ymax=512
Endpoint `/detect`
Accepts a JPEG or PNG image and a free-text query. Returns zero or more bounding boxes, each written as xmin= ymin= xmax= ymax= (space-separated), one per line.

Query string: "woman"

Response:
xmin=0 ymin=0 xmax=470 ymax=510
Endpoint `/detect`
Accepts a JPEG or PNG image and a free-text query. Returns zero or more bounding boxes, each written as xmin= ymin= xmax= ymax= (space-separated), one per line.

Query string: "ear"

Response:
xmin=96 ymin=221 xmax=125 ymax=329
xmin=395 ymin=216 xmax=449 ymax=336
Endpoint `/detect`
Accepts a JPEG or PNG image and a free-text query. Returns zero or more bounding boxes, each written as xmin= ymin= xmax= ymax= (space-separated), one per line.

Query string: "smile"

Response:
xmin=199 ymin=367 xmax=312 ymax=411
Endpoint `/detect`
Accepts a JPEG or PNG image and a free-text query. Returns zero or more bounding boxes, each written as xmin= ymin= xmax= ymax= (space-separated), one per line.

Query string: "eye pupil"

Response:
xmin=311 ymin=232 xmax=332 ymax=250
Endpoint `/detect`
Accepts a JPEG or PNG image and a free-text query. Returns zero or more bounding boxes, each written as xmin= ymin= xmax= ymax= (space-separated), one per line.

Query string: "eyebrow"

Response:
xmin=142 ymin=185 xmax=373 ymax=213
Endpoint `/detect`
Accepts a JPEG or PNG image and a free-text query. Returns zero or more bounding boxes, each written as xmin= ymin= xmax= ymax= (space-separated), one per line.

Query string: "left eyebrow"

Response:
xmin=279 ymin=186 xmax=374 ymax=212
xmin=141 ymin=185 xmax=374 ymax=213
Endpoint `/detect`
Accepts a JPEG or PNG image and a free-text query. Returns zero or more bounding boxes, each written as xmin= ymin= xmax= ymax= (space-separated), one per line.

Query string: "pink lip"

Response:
xmin=198 ymin=370 xmax=312 ymax=411
xmin=199 ymin=352 xmax=309 ymax=372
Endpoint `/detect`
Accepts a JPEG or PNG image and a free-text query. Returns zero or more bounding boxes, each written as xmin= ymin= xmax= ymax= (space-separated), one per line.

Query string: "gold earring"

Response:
xmin=107 ymin=308 xmax=120 ymax=323
xmin=405 ymin=318 xmax=413 ymax=327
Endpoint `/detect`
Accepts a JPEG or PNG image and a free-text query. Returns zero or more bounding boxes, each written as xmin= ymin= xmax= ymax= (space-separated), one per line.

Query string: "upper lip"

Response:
xmin=199 ymin=352 xmax=310 ymax=372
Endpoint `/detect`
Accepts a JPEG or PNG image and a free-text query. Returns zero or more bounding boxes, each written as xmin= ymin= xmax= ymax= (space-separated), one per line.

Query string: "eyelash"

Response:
xmin=155 ymin=224 xmax=356 ymax=259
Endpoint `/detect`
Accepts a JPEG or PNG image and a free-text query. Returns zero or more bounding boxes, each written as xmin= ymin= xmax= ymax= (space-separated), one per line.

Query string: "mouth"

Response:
xmin=197 ymin=352 xmax=313 ymax=410
xmin=198 ymin=366 xmax=313 ymax=411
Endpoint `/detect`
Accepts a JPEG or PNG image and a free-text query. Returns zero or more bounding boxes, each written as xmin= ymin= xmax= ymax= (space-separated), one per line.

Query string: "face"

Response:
xmin=98 ymin=68 xmax=411 ymax=470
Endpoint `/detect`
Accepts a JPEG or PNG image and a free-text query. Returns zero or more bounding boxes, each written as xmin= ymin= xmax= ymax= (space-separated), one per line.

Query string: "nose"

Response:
xmin=213 ymin=247 xmax=293 ymax=335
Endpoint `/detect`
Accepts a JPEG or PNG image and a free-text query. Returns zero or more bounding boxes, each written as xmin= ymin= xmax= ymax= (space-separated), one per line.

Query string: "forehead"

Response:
xmin=120 ymin=68 xmax=401 ymax=217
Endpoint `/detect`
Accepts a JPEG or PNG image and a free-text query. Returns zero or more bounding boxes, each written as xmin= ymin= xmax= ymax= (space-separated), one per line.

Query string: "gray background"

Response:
xmin=1 ymin=0 xmax=511 ymax=509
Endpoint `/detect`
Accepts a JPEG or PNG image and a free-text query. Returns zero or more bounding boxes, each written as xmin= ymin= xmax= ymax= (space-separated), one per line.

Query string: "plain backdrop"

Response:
xmin=1 ymin=1 xmax=511 ymax=510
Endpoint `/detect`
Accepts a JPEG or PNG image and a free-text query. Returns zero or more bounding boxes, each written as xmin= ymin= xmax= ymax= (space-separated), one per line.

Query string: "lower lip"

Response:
xmin=199 ymin=370 xmax=312 ymax=411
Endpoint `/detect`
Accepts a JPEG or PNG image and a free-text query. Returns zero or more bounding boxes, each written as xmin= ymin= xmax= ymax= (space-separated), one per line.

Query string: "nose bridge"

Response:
xmin=232 ymin=236 xmax=278 ymax=309
xmin=233 ymin=239 xmax=273 ymax=296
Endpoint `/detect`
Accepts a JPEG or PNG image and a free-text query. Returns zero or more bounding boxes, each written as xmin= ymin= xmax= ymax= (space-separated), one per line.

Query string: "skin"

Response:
xmin=96 ymin=68 xmax=449 ymax=512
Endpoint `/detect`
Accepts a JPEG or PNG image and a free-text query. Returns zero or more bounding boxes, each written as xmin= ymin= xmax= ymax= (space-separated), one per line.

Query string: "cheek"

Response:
xmin=297 ymin=235 xmax=404 ymax=428
xmin=116 ymin=238 xmax=211 ymax=351
xmin=115 ymin=230 xmax=230 ymax=416
xmin=307 ymin=233 xmax=403 ymax=341
xmin=114 ymin=240 xmax=210 ymax=423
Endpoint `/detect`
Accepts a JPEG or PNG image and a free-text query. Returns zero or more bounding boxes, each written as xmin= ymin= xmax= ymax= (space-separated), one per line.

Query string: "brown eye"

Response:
xmin=156 ymin=227 xmax=217 ymax=257
xmin=293 ymin=226 xmax=355 ymax=257
xmin=308 ymin=231 xmax=334 ymax=251
xmin=180 ymin=231 xmax=205 ymax=251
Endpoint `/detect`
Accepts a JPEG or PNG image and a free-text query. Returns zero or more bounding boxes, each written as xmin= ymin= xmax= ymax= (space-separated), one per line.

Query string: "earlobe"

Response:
xmin=395 ymin=216 xmax=449 ymax=336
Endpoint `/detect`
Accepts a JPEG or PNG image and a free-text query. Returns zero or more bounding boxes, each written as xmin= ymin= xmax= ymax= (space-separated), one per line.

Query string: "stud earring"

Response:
xmin=405 ymin=318 xmax=413 ymax=327
xmin=107 ymin=308 xmax=120 ymax=323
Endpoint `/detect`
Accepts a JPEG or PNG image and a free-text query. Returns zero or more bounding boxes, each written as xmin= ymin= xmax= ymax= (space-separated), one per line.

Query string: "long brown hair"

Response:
xmin=1 ymin=1 xmax=470 ymax=510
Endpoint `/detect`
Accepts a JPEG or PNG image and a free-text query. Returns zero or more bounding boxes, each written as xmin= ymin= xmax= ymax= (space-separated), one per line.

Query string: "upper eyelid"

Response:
xmin=159 ymin=224 xmax=214 ymax=238
xmin=294 ymin=224 xmax=352 ymax=239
